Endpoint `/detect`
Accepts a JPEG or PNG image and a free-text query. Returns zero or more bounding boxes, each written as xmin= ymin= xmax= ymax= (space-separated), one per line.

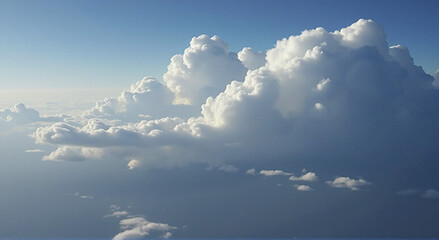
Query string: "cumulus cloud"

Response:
xmin=421 ymin=189 xmax=439 ymax=199
xmin=163 ymin=34 xmax=247 ymax=105
xmin=294 ymin=184 xmax=313 ymax=191
xmin=105 ymin=211 xmax=129 ymax=218
xmin=127 ymin=159 xmax=141 ymax=170
xmin=259 ymin=170 xmax=292 ymax=177
xmin=326 ymin=177 xmax=371 ymax=191
xmin=0 ymin=103 xmax=65 ymax=127
xmin=289 ymin=171 xmax=318 ymax=182
xmin=34 ymin=19 xmax=439 ymax=174
xmin=238 ymin=47 xmax=266 ymax=70
xmin=113 ymin=217 xmax=176 ymax=240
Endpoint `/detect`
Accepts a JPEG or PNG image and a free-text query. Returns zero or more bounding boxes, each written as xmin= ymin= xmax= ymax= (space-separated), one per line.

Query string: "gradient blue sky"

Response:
xmin=1 ymin=0 xmax=438 ymax=89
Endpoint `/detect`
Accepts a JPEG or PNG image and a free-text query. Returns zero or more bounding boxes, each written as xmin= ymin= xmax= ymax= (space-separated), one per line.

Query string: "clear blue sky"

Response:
xmin=1 ymin=0 xmax=438 ymax=89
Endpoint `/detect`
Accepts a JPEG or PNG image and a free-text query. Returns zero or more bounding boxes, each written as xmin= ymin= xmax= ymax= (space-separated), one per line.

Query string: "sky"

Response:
xmin=1 ymin=0 xmax=439 ymax=239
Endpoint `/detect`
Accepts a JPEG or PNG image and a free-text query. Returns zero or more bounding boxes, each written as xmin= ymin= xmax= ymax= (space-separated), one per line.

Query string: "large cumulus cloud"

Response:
xmin=34 ymin=19 xmax=439 ymax=176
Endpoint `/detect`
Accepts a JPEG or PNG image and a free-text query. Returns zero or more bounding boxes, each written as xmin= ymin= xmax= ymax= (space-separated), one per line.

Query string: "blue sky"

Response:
xmin=1 ymin=1 xmax=439 ymax=239
xmin=1 ymin=0 xmax=438 ymax=89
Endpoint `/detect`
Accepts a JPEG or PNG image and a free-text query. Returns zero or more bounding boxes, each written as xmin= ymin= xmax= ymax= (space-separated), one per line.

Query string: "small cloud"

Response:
xmin=421 ymin=189 xmax=439 ymax=199
xmin=326 ymin=176 xmax=371 ymax=191
xmin=218 ymin=164 xmax=239 ymax=173
xmin=71 ymin=192 xmax=94 ymax=199
xmin=316 ymin=78 xmax=331 ymax=91
xmin=289 ymin=171 xmax=318 ymax=182
xmin=127 ymin=159 xmax=141 ymax=170
xmin=113 ymin=217 xmax=177 ymax=240
xmin=25 ymin=149 xmax=45 ymax=153
xmin=314 ymin=102 xmax=325 ymax=110
xmin=397 ymin=188 xmax=420 ymax=196
xmin=105 ymin=211 xmax=130 ymax=218
xmin=246 ymin=168 xmax=256 ymax=175
xmin=110 ymin=204 xmax=121 ymax=211
xmin=163 ymin=232 xmax=173 ymax=239
xmin=259 ymin=169 xmax=292 ymax=177
xmin=294 ymin=184 xmax=313 ymax=191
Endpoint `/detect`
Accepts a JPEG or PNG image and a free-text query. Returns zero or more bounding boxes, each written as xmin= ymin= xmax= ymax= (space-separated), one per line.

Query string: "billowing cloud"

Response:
xmin=34 ymin=19 xmax=439 ymax=179
xmin=113 ymin=217 xmax=176 ymax=240
xmin=0 ymin=103 xmax=65 ymax=127
xmin=326 ymin=177 xmax=371 ymax=191
xmin=238 ymin=47 xmax=266 ymax=70
xmin=163 ymin=34 xmax=247 ymax=105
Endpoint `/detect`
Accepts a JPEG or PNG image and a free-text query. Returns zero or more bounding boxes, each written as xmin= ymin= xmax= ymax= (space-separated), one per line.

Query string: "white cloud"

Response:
xmin=0 ymin=103 xmax=65 ymax=127
xmin=163 ymin=34 xmax=247 ymax=105
xmin=289 ymin=172 xmax=318 ymax=182
xmin=259 ymin=170 xmax=292 ymax=177
xmin=34 ymin=19 xmax=439 ymax=171
xmin=246 ymin=168 xmax=256 ymax=175
xmin=294 ymin=184 xmax=313 ymax=191
xmin=421 ymin=189 xmax=439 ymax=199
xmin=326 ymin=177 xmax=371 ymax=191
xmin=238 ymin=47 xmax=266 ymax=70
xmin=113 ymin=217 xmax=176 ymax=240
xmin=127 ymin=159 xmax=141 ymax=170
xmin=105 ymin=211 xmax=130 ymax=218
xmin=25 ymin=149 xmax=45 ymax=153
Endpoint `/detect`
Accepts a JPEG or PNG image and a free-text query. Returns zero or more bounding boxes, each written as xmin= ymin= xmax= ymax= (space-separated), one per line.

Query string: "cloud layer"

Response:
xmin=33 ymin=19 xmax=439 ymax=184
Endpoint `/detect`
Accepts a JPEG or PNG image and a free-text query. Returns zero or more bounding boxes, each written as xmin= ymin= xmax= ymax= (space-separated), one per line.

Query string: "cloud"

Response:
xmin=34 ymin=19 xmax=439 ymax=175
xmin=246 ymin=168 xmax=256 ymax=175
xmin=294 ymin=184 xmax=313 ymax=191
xmin=259 ymin=170 xmax=292 ymax=177
xmin=421 ymin=189 xmax=439 ymax=199
xmin=42 ymin=146 xmax=103 ymax=162
xmin=83 ymin=77 xmax=188 ymax=120
xmin=113 ymin=217 xmax=176 ymax=240
xmin=238 ymin=47 xmax=266 ymax=70
xmin=127 ymin=159 xmax=141 ymax=170
xmin=25 ymin=149 xmax=45 ymax=153
xmin=0 ymin=103 xmax=65 ymax=127
xmin=218 ymin=164 xmax=239 ymax=172
xmin=326 ymin=177 xmax=371 ymax=191
xmin=163 ymin=34 xmax=247 ymax=105
xmin=397 ymin=188 xmax=421 ymax=196
xmin=71 ymin=192 xmax=94 ymax=199
xmin=433 ymin=70 xmax=439 ymax=88
xmin=105 ymin=211 xmax=130 ymax=218
xmin=289 ymin=171 xmax=318 ymax=182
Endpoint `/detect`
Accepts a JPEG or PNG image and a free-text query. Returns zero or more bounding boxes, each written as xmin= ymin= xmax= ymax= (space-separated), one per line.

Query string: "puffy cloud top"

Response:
xmin=163 ymin=35 xmax=247 ymax=105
